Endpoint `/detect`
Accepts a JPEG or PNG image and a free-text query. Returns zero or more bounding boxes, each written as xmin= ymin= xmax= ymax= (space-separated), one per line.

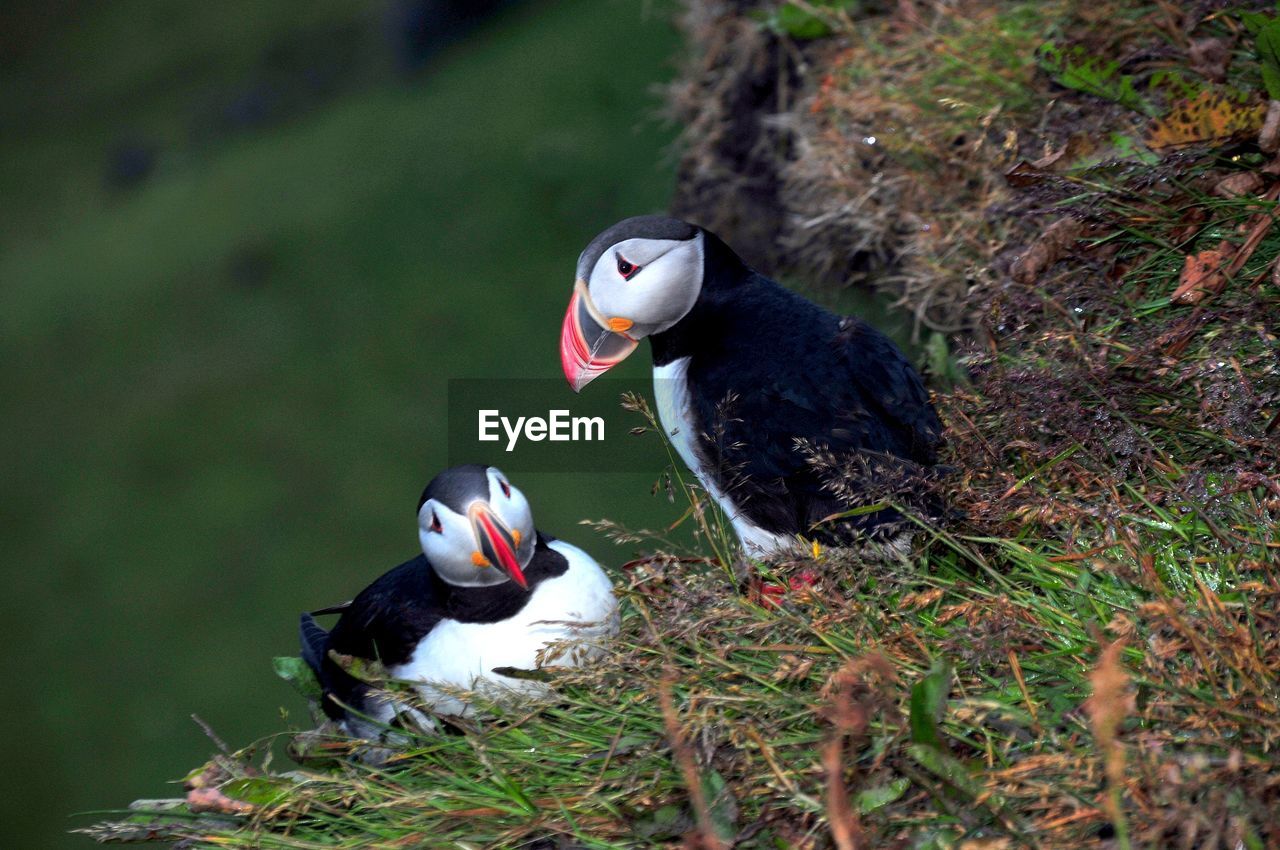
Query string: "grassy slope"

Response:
xmin=70 ymin=2 xmax=1280 ymax=849
xmin=0 ymin=2 xmax=679 ymax=847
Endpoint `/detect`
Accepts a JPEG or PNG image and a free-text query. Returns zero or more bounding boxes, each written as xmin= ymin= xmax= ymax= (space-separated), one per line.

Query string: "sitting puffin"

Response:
xmin=560 ymin=216 xmax=943 ymax=555
xmin=300 ymin=464 xmax=618 ymax=735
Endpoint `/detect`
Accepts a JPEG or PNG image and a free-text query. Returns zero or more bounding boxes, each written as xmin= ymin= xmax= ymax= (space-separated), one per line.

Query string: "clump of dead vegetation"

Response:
xmin=671 ymin=0 xmax=1074 ymax=332
xmin=83 ymin=2 xmax=1280 ymax=848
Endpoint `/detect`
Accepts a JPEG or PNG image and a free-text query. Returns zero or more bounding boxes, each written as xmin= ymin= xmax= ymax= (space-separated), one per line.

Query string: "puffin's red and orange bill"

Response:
xmin=467 ymin=502 xmax=528 ymax=589
xmin=560 ymin=279 xmax=638 ymax=392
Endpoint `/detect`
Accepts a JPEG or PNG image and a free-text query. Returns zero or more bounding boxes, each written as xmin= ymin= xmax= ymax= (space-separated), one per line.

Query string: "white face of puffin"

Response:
xmin=561 ymin=229 xmax=705 ymax=392
xmin=418 ymin=467 xmax=537 ymax=589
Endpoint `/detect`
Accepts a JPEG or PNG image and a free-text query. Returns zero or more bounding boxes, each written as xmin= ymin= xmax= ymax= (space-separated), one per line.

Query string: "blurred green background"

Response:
xmin=0 ymin=1 xmax=683 ymax=846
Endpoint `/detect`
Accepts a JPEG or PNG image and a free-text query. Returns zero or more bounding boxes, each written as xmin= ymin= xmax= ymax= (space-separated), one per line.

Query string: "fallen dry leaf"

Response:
xmin=1212 ymin=171 xmax=1263 ymax=198
xmin=1145 ymin=90 xmax=1266 ymax=151
xmin=1011 ymin=218 xmax=1083 ymax=284
xmin=1031 ymin=133 xmax=1096 ymax=171
xmin=1166 ymin=183 xmax=1280 ymax=318
xmin=1170 ymin=247 xmax=1226 ymax=304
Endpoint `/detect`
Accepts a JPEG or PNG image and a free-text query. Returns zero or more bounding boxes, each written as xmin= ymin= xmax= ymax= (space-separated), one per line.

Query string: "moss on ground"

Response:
xmin=84 ymin=2 xmax=1279 ymax=848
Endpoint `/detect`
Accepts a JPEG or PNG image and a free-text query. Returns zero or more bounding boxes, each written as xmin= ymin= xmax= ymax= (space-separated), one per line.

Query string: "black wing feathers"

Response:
xmin=299 ymin=612 xmax=329 ymax=678
xmin=688 ymin=274 xmax=943 ymax=541
xmin=833 ymin=316 xmax=942 ymax=465
xmin=299 ymin=555 xmax=444 ymax=720
xmin=323 ymin=556 xmax=443 ymax=668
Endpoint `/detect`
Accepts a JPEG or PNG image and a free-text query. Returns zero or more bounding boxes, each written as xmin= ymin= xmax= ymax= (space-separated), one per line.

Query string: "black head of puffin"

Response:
xmin=417 ymin=464 xmax=536 ymax=590
xmin=560 ymin=215 xmax=707 ymax=392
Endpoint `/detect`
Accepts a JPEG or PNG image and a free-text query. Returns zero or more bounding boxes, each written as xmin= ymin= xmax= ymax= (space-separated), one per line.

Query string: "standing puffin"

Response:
xmin=560 ymin=216 xmax=943 ymax=555
xmin=300 ymin=464 xmax=618 ymax=735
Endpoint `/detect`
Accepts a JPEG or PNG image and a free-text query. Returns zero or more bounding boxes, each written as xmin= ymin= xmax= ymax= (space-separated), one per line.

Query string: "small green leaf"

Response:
xmin=700 ymin=768 xmax=739 ymax=843
xmin=1256 ymin=20 xmax=1280 ymax=99
xmin=821 ymin=501 xmax=891 ymax=521
xmin=327 ymin=650 xmax=389 ymax=684
xmin=907 ymin=743 xmax=981 ymax=796
xmin=1240 ymin=11 xmax=1272 ymax=37
xmin=854 ymin=777 xmax=909 ymax=813
xmin=612 ymin=734 xmax=650 ymax=755
xmin=1036 ymin=43 xmax=1153 ymax=115
xmin=221 ymin=776 xmax=293 ymax=807
xmin=635 ymin=803 xmax=690 ymax=839
xmin=924 ymin=332 xmax=968 ymax=388
xmin=490 ymin=665 xmax=553 ymax=682
xmin=775 ymin=3 xmax=832 ymax=39
xmin=769 ymin=1 xmax=858 ymax=40
xmin=273 ymin=656 xmax=321 ymax=700
xmin=909 ymin=660 xmax=951 ymax=749
xmin=1149 ymin=69 xmax=1202 ymax=101
xmin=1107 ymin=132 xmax=1161 ymax=164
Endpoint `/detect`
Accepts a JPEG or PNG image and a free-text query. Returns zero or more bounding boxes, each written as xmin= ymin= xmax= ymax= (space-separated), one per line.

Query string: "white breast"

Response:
xmin=653 ymin=358 xmax=794 ymax=557
xmin=388 ymin=538 xmax=619 ymax=717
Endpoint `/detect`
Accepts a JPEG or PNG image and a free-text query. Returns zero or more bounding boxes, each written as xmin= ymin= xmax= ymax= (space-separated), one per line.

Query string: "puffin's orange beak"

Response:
xmin=560 ymin=279 xmax=639 ymax=392
xmin=467 ymin=502 xmax=528 ymax=590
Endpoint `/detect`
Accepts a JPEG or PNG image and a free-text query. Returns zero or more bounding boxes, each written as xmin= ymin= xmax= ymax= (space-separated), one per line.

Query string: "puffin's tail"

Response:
xmin=299 ymin=612 xmax=329 ymax=677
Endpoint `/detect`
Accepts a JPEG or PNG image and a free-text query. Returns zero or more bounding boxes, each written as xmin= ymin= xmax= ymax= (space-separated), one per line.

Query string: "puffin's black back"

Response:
xmin=651 ymin=229 xmax=944 ymax=541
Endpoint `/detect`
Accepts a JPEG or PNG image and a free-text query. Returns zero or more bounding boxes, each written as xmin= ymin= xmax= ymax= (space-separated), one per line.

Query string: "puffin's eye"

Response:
xmin=429 ymin=511 xmax=442 ymax=533
xmin=500 ymin=480 xmax=511 ymax=498
xmin=616 ymin=254 xmax=641 ymax=280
